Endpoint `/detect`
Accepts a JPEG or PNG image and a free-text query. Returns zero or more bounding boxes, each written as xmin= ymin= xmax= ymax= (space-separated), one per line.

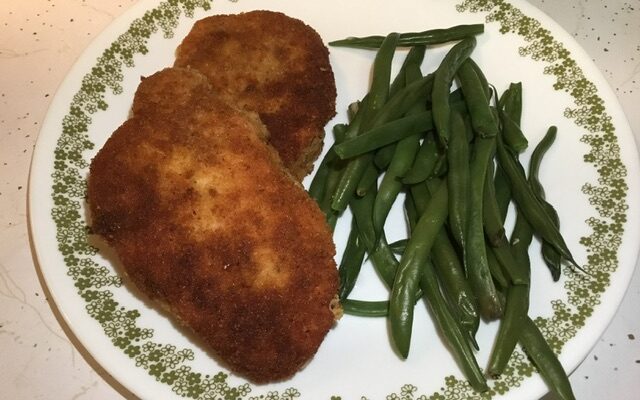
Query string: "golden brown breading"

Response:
xmin=174 ymin=10 xmax=336 ymax=180
xmin=87 ymin=67 xmax=338 ymax=383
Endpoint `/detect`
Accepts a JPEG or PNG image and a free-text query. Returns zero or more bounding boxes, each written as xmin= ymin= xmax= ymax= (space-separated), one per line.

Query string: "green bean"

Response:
xmin=334 ymin=110 xmax=433 ymax=159
xmin=408 ymin=176 xmax=437 ymax=210
xmin=311 ymin=32 xmax=577 ymax=399
xmin=333 ymin=122 xmax=349 ymax=143
xmin=404 ymin=191 xmax=419 ymax=233
xmin=308 ymin=124 xmax=348 ymax=203
xmin=349 ymin=182 xmax=398 ymax=288
xmin=483 ymin=161 xmax=529 ymax=285
xmin=330 ymin=140 xmax=373 ymax=211
xmin=520 ymin=317 xmax=577 ymax=400
xmin=510 ymin=210 xmax=534 ymax=266
xmin=432 ymin=37 xmax=476 ymax=146
xmin=467 ymin=58 xmax=491 ymax=100
xmin=432 ymin=152 xmax=449 ymax=177
xmin=419 ymin=259 xmax=488 ymax=392
xmin=431 ymin=229 xmax=480 ymax=342
xmin=528 ymin=128 xmax=559 ymax=192
xmin=373 ymin=63 xmax=425 ymax=237
xmin=499 ymin=82 xmax=523 ymax=125
xmin=341 ymin=96 xmax=369 ymax=141
xmin=457 ymin=59 xmax=499 ymax=138
xmin=366 ymin=33 xmax=400 ymax=115
xmin=338 ymin=220 xmax=367 ymax=300
xmin=355 ymin=162 xmax=379 ymax=197
xmin=540 ymin=216 xmax=563 ymax=280
xmin=407 ymin=133 xmax=479 ymax=347
xmin=329 ymin=24 xmax=485 ymax=48
xmin=465 ymin=137 xmax=503 ymax=319
xmin=485 ymin=245 xmax=509 ymax=289
xmin=373 ymin=132 xmax=421 ymax=232
xmin=372 ymin=45 xmax=420 ymax=168
xmin=488 ymin=238 xmax=529 ymax=285
xmin=332 ymin=74 xmax=434 ymax=212
xmin=390 ymin=179 xmax=448 ymax=358
xmin=490 ymin=208 xmax=533 ymax=377
xmin=494 ymin=163 xmax=512 ymax=223
xmin=447 ymin=109 xmax=470 ymax=250
xmin=498 ymin=83 xmax=527 ymax=153
xmin=373 ymin=143 xmax=397 ymax=170
xmin=446 ymin=86 xmax=466 ymax=106
xmin=349 ymin=180 xmax=376 ymax=250
xmin=320 ymin=101 xmax=366 ymax=204
xmin=408 ymin=179 xmax=441 ymax=218
xmin=372 ymin=74 xmax=434 ymax=126
xmin=487 ymin=207 xmax=533 ymax=376
xmin=347 ymin=101 xmax=361 ymax=123
xmin=529 ymin=126 xmax=563 ymax=281
xmin=487 ymin=283 xmax=529 ymax=376
xmin=307 ymin=147 xmax=333 ymax=204
xmin=389 ymin=45 xmax=426 ymax=98
xmin=499 ymin=109 xmax=528 ymax=153
xmin=461 ymin=107 xmax=475 ymax=142
xmin=314 ymin=125 xmax=350 ymax=219
xmin=409 ymin=179 xmax=480 ymax=342
xmin=330 ymin=33 xmax=399 ymax=213
xmin=355 ymin=177 xmax=404 ymax=289
xmin=389 ymin=238 xmax=408 ymax=255
xmin=317 ymin=156 xmax=347 ymax=230
xmin=496 ymin=134 xmax=579 ymax=267
xmin=402 ymin=133 xmax=441 ymax=184
xmin=342 ymin=299 xmax=389 ymax=317
xmin=370 ymin=235 xmax=403 ymax=288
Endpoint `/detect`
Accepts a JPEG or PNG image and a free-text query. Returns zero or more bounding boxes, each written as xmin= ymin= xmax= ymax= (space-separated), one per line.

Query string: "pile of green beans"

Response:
xmin=310 ymin=26 xmax=579 ymax=400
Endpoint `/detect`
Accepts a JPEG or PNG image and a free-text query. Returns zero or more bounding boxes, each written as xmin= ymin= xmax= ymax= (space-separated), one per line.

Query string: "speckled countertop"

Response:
xmin=1 ymin=1 xmax=638 ymax=399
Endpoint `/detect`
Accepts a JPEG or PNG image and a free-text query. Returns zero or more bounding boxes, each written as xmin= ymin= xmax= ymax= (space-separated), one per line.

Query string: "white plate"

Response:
xmin=28 ymin=0 xmax=639 ymax=399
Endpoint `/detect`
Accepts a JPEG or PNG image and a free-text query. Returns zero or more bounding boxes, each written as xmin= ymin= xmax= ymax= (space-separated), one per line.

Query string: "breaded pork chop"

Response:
xmin=174 ymin=10 xmax=336 ymax=180
xmin=87 ymin=68 xmax=338 ymax=383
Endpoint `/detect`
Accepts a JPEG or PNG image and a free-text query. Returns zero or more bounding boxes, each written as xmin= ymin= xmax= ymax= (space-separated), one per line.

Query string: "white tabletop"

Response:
xmin=1 ymin=1 xmax=638 ymax=399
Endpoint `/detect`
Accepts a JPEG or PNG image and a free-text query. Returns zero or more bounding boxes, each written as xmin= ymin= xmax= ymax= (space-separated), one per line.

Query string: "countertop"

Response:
xmin=1 ymin=0 xmax=638 ymax=399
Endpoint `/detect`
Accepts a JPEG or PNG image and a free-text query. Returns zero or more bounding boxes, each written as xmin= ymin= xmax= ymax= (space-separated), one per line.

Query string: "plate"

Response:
xmin=28 ymin=0 xmax=640 ymax=399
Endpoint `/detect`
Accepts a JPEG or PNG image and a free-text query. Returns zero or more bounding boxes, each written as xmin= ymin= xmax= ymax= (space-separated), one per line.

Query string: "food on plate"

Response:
xmin=87 ymin=67 xmax=339 ymax=383
xmin=310 ymin=27 xmax=579 ymax=399
xmin=174 ymin=10 xmax=337 ymax=180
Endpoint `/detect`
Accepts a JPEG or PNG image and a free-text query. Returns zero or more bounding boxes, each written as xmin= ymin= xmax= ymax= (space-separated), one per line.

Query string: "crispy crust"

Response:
xmin=174 ymin=10 xmax=336 ymax=180
xmin=87 ymin=68 xmax=338 ymax=383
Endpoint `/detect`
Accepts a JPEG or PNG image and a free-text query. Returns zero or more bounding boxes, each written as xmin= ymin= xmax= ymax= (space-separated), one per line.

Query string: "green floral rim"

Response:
xmin=48 ymin=0 xmax=627 ymax=398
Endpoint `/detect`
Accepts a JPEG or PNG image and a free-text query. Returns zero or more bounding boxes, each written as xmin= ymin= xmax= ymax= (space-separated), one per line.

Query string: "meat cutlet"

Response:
xmin=174 ymin=10 xmax=337 ymax=180
xmin=87 ymin=67 xmax=339 ymax=383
